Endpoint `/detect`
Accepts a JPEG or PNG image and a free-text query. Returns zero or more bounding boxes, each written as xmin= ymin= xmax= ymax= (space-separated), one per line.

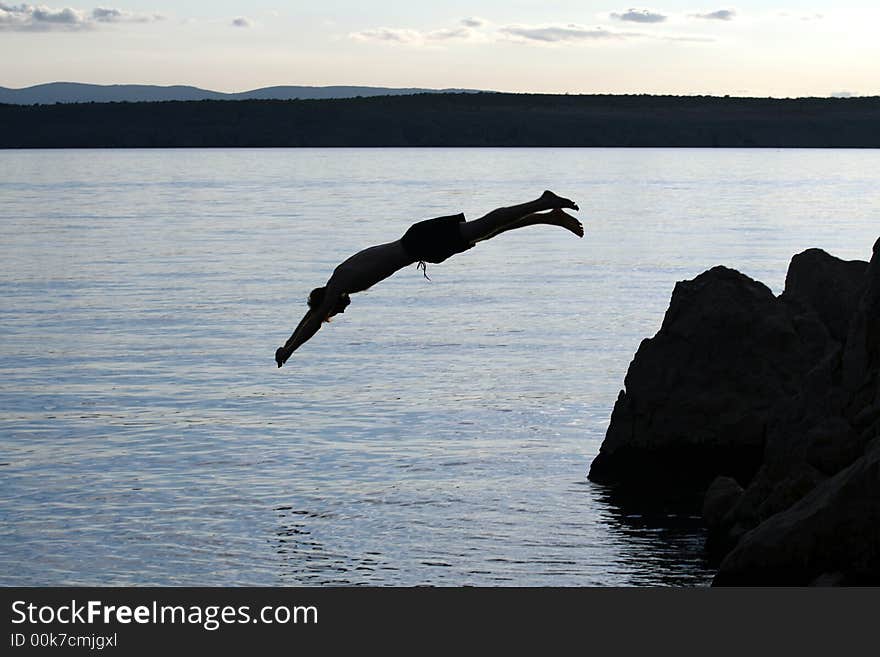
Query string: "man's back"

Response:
xmin=330 ymin=240 xmax=416 ymax=294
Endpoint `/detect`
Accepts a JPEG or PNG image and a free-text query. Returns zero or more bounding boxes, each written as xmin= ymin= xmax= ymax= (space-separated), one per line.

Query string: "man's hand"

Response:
xmin=275 ymin=347 xmax=288 ymax=368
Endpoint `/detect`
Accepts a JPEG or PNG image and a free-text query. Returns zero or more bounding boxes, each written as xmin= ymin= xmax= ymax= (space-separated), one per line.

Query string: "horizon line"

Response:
xmin=0 ymin=81 xmax=874 ymax=100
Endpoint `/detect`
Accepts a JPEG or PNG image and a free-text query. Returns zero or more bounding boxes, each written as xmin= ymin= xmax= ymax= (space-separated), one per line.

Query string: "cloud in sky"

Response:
xmin=460 ymin=17 xmax=485 ymax=28
xmin=611 ymin=9 xmax=667 ymax=24
xmin=351 ymin=18 xmax=649 ymax=46
xmin=691 ymin=9 xmax=736 ymax=21
xmin=348 ymin=15 xmax=728 ymax=49
xmin=0 ymin=3 xmax=163 ymax=30
xmin=350 ymin=24 xmax=475 ymax=45
xmin=502 ymin=24 xmax=716 ymax=45
xmin=0 ymin=3 xmax=87 ymax=30
xmin=93 ymin=7 xmax=162 ymax=23
xmin=231 ymin=16 xmax=251 ymax=28
xmin=500 ymin=25 xmax=628 ymax=43
xmin=349 ymin=28 xmax=419 ymax=43
xmin=429 ymin=26 xmax=470 ymax=40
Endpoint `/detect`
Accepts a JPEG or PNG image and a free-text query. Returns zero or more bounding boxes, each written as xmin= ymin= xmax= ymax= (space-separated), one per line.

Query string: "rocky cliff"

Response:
xmin=589 ymin=238 xmax=880 ymax=585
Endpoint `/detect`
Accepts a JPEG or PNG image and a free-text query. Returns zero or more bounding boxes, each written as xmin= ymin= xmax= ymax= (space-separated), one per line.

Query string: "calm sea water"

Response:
xmin=1 ymin=148 xmax=879 ymax=586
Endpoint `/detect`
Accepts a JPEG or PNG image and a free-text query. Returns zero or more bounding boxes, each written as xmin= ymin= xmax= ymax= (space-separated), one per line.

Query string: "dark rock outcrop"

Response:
xmin=713 ymin=439 xmax=880 ymax=585
xmin=590 ymin=237 xmax=880 ymax=585
xmin=702 ymin=476 xmax=744 ymax=558
xmin=781 ymin=248 xmax=867 ymax=344
xmin=588 ymin=266 xmax=826 ymax=487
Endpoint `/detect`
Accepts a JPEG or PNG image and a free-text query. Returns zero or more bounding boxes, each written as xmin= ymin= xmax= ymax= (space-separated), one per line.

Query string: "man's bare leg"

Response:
xmin=460 ymin=191 xmax=578 ymax=244
xmin=489 ymin=208 xmax=584 ymax=239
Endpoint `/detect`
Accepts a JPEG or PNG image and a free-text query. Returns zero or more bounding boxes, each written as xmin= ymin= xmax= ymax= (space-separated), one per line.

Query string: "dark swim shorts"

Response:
xmin=400 ymin=213 xmax=474 ymax=264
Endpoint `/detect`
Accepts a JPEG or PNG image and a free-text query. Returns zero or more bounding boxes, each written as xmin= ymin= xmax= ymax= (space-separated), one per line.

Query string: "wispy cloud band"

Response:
xmin=350 ymin=25 xmax=477 ymax=45
xmin=500 ymin=25 xmax=628 ymax=43
xmin=691 ymin=9 xmax=736 ymax=21
xmin=350 ymin=18 xmax=716 ymax=47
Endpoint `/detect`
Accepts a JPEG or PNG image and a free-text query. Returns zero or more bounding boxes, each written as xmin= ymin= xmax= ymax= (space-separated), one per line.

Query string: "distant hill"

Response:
xmin=0 ymin=82 xmax=489 ymax=105
xmin=2 ymin=93 xmax=879 ymax=148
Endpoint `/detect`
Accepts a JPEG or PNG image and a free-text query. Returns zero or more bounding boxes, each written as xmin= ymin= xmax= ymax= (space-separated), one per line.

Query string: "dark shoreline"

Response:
xmin=3 ymin=93 xmax=879 ymax=149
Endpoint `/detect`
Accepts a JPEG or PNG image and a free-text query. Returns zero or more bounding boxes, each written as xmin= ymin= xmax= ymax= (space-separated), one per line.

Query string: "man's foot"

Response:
xmin=541 ymin=190 xmax=579 ymax=211
xmin=549 ymin=208 xmax=584 ymax=237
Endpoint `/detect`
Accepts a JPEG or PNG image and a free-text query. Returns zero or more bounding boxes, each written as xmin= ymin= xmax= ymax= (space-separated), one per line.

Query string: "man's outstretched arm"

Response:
xmin=275 ymin=299 xmax=334 ymax=367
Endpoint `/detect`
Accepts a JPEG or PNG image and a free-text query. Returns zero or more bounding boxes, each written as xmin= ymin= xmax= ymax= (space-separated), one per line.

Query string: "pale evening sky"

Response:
xmin=1 ymin=1 xmax=878 ymax=97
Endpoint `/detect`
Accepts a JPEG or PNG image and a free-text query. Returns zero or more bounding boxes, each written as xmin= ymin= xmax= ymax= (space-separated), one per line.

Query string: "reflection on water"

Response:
xmin=2 ymin=148 xmax=879 ymax=586
xmin=275 ymin=482 xmax=712 ymax=586
xmin=269 ymin=483 xmax=716 ymax=587
xmin=590 ymin=484 xmax=715 ymax=587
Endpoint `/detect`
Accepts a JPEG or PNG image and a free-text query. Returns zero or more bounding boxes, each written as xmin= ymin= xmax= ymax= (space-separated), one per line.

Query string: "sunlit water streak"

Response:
xmin=1 ymin=148 xmax=878 ymax=586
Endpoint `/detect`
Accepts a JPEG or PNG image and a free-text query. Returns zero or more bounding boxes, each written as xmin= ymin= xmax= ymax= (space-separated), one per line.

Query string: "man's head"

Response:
xmin=308 ymin=286 xmax=351 ymax=322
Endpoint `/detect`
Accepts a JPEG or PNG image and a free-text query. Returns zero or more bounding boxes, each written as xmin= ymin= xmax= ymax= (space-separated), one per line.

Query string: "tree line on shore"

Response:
xmin=2 ymin=92 xmax=879 ymax=148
